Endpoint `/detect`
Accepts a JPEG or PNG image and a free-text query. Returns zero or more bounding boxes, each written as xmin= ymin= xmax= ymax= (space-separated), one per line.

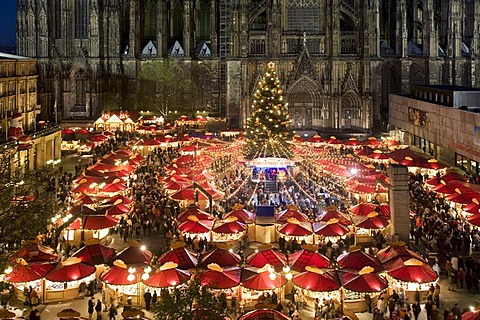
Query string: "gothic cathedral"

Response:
xmin=17 ymin=0 xmax=480 ymax=131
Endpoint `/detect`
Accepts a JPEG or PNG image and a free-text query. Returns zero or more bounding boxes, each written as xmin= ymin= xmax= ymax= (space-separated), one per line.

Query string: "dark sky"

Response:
xmin=0 ymin=0 xmax=17 ymax=45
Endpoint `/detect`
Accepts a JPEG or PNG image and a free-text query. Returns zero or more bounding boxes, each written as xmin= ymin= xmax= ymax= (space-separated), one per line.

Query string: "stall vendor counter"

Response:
xmin=44 ymin=287 xmax=79 ymax=303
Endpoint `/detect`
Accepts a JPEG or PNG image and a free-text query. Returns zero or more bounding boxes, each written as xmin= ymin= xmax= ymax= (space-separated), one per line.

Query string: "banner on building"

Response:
xmin=474 ymin=126 xmax=480 ymax=146
xmin=408 ymin=107 xmax=428 ymax=126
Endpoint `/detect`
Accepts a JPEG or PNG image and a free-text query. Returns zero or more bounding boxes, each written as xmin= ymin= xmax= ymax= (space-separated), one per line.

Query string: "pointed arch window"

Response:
xmin=75 ymin=0 xmax=88 ymax=39
xmin=76 ymin=73 xmax=87 ymax=106
xmin=144 ymin=0 xmax=158 ymax=40
xmin=171 ymin=0 xmax=184 ymax=40
xmin=286 ymin=0 xmax=319 ymax=32
xmin=196 ymin=0 xmax=211 ymax=42
xmin=54 ymin=0 xmax=62 ymax=38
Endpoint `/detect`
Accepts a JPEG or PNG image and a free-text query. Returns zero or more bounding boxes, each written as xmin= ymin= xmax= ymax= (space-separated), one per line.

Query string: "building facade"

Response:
xmin=389 ymin=85 xmax=480 ymax=174
xmin=0 ymin=53 xmax=40 ymax=137
xmin=0 ymin=52 xmax=61 ymax=177
xmin=16 ymin=0 xmax=480 ymax=131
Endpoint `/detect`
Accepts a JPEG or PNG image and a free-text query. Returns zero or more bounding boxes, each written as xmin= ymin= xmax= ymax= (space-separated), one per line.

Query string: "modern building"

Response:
xmin=16 ymin=0 xmax=480 ymax=131
xmin=389 ymin=85 xmax=480 ymax=174
xmin=0 ymin=52 xmax=61 ymax=177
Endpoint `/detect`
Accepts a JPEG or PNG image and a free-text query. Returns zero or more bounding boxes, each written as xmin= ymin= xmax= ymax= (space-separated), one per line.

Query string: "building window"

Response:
xmin=171 ymin=0 xmax=184 ymax=40
xmin=54 ymin=0 xmax=62 ymax=38
xmin=76 ymin=77 xmax=87 ymax=106
xmin=75 ymin=0 xmax=88 ymax=39
xmin=144 ymin=0 xmax=158 ymax=40
xmin=455 ymin=153 xmax=467 ymax=171
xmin=196 ymin=0 xmax=211 ymax=42
xmin=286 ymin=0 xmax=319 ymax=32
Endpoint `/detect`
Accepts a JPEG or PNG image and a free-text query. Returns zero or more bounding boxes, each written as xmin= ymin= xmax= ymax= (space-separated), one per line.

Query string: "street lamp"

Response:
xmin=127 ymin=266 xmax=152 ymax=306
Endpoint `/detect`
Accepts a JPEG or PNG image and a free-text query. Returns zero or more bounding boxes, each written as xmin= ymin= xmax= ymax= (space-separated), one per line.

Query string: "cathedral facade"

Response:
xmin=16 ymin=0 xmax=480 ymax=131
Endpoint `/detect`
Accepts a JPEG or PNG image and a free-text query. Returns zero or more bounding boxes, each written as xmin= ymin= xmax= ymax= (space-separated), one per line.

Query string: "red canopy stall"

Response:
xmin=157 ymin=243 xmax=198 ymax=269
xmin=44 ymin=257 xmax=96 ymax=302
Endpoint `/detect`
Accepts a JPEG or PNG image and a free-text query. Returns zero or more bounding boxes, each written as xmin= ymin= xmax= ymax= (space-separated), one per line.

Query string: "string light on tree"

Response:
xmin=244 ymin=62 xmax=293 ymax=159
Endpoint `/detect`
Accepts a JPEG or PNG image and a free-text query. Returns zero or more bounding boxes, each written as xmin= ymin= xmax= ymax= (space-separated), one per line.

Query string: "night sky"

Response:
xmin=0 ymin=0 xmax=17 ymax=45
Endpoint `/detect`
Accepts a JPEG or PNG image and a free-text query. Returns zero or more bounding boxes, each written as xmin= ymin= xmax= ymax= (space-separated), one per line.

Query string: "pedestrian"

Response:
xmin=108 ymin=304 xmax=117 ymax=320
xmin=231 ymin=296 xmax=237 ymax=315
xmin=152 ymin=291 xmax=157 ymax=310
xmin=28 ymin=308 xmax=40 ymax=320
xmin=88 ymin=297 xmax=95 ymax=320
xmin=451 ymin=303 xmax=461 ymax=320
xmin=144 ymin=289 xmax=152 ymax=311
xmin=95 ymin=299 xmax=102 ymax=320
xmin=412 ymin=301 xmax=421 ymax=320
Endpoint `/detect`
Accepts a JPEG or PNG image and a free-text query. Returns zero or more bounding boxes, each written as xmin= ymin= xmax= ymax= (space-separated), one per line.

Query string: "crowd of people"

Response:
xmin=3 ymin=127 xmax=479 ymax=320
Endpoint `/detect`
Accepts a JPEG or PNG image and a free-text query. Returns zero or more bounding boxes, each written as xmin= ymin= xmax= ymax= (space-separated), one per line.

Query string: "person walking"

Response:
xmin=152 ymin=291 xmax=157 ymax=310
xmin=88 ymin=297 xmax=95 ymax=320
xmin=412 ymin=301 xmax=421 ymax=320
xmin=95 ymin=299 xmax=102 ymax=320
xmin=144 ymin=289 xmax=152 ymax=311
xmin=108 ymin=304 xmax=117 ymax=320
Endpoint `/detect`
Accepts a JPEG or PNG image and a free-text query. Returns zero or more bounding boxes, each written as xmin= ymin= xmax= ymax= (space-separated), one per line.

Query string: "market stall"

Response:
xmin=337 ymin=267 xmax=387 ymax=312
xmin=288 ymin=247 xmax=330 ymax=272
xmin=64 ymin=215 xmax=119 ymax=246
xmin=240 ymin=265 xmax=287 ymax=311
xmin=245 ymin=247 xmax=287 ymax=272
xmin=212 ymin=217 xmax=247 ymax=242
xmin=277 ymin=218 xmax=314 ymax=244
xmin=157 ymin=243 xmax=198 ymax=270
xmin=383 ymin=258 xmax=438 ymax=302
xmin=4 ymin=259 xmax=56 ymax=302
xmin=198 ymin=245 xmax=241 ymax=268
xmin=44 ymin=258 xmax=96 ymax=303
xmin=292 ymin=266 xmax=341 ymax=311
xmin=100 ymin=260 xmax=153 ymax=307
xmin=143 ymin=262 xmax=190 ymax=290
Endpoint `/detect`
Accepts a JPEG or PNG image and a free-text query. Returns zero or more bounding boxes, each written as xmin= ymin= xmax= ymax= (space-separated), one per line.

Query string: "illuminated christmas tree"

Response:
xmin=244 ymin=62 xmax=293 ymax=159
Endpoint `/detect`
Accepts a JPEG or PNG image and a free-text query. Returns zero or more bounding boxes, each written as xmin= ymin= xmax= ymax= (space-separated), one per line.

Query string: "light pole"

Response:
xmin=127 ymin=265 xmax=152 ymax=307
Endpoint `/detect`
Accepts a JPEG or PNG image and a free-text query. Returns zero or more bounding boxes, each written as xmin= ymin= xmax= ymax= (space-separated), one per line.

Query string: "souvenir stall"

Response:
xmin=383 ymin=258 xmax=438 ymax=302
xmin=157 ymin=243 xmax=198 ymax=270
xmin=176 ymin=205 xmax=214 ymax=223
xmin=72 ymin=239 xmax=116 ymax=277
xmin=337 ymin=267 xmax=388 ymax=312
xmin=224 ymin=205 xmax=256 ymax=224
xmin=277 ymin=218 xmax=314 ymax=245
xmin=352 ymin=212 xmax=390 ymax=245
xmin=169 ymin=188 xmax=211 ymax=210
xmin=44 ymin=257 xmax=96 ymax=302
xmin=143 ymin=262 xmax=190 ymax=291
xmin=64 ymin=215 xmax=119 ymax=247
xmin=288 ymin=246 xmax=330 ymax=272
xmin=376 ymin=243 xmax=433 ymax=301
xmin=344 ymin=175 xmax=389 ymax=203
xmin=9 ymin=241 xmax=57 ymax=263
xmin=4 ymin=259 xmax=56 ymax=302
xmin=313 ymin=219 xmax=350 ymax=244
xmin=198 ymin=245 xmax=241 ymax=268
xmin=240 ymin=265 xmax=288 ymax=311
xmin=292 ymin=266 xmax=341 ymax=311
xmin=317 ymin=207 xmax=352 ymax=226
xmin=100 ymin=260 xmax=153 ymax=307
xmin=113 ymin=242 xmax=153 ymax=267
xmin=177 ymin=215 xmax=214 ymax=242
xmin=196 ymin=264 xmax=241 ymax=308
xmin=337 ymin=249 xmax=383 ymax=273
xmin=245 ymin=247 xmax=287 ymax=272
xmin=274 ymin=206 xmax=309 ymax=224
xmin=211 ymin=217 xmax=247 ymax=243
